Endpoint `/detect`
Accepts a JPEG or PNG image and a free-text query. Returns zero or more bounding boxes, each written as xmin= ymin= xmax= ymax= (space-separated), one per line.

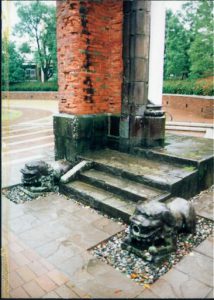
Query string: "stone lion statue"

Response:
xmin=122 ymin=198 xmax=196 ymax=262
xmin=20 ymin=160 xmax=72 ymax=193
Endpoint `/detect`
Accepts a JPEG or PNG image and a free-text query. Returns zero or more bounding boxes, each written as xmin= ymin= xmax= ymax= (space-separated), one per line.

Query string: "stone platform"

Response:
xmin=59 ymin=134 xmax=213 ymax=223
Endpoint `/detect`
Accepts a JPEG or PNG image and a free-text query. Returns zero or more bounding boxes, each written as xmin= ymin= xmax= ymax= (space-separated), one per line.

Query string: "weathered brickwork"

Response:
xmin=163 ymin=94 xmax=214 ymax=119
xmin=57 ymin=0 xmax=123 ymax=115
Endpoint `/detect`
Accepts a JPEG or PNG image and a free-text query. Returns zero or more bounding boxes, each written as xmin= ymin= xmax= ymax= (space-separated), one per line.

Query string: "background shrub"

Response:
xmin=1 ymin=81 xmax=58 ymax=91
xmin=163 ymin=77 xmax=213 ymax=96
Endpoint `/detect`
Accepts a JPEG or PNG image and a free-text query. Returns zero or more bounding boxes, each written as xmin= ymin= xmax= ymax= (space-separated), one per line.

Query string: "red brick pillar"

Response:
xmin=57 ymin=0 xmax=123 ymax=115
xmin=54 ymin=0 xmax=123 ymax=161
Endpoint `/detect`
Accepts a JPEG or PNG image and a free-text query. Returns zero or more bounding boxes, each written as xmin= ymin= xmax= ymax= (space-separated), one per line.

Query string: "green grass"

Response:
xmin=2 ymin=108 xmax=23 ymax=122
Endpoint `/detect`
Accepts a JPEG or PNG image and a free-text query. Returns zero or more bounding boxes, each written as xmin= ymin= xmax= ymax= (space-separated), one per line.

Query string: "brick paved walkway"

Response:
xmin=2 ymin=189 xmax=213 ymax=298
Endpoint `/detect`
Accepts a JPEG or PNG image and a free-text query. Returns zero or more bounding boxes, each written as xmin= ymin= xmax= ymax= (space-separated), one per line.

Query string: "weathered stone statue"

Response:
xmin=21 ymin=160 xmax=72 ymax=194
xmin=122 ymin=198 xmax=196 ymax=262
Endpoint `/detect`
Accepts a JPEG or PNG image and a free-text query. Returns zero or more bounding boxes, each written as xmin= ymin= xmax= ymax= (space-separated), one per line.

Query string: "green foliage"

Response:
xmin=15 ymin=1 xmax=57 ymax=82
xmin=2 ymin=108 xmax=23 ymax=122
xmin=1 ymin=81 xmax=58 ymax=91
xmin=188 ymin=1 xmax=214 ymax=77
xmin=164 ymin=1 xmax=214 ymax=80
xmin=1 ymin=37 xmax=25 ymax=84
xmin=164 ymin=10 xmax=190 ymax=79
xmin=163 ymin=78 xmax=213 ymax=96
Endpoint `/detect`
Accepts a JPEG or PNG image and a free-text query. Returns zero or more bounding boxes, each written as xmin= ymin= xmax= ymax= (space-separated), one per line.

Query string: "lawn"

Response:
xmin=2 ymin=108 xmax=23 ymax=122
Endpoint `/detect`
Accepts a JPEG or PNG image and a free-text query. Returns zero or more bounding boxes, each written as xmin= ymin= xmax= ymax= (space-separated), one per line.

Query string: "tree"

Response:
xmin=179 ymin=0 xmax=213 ymax=77
xmin=15 ymin=1 xmax=57 ymax=82
xmin=164 ymin=9 xmax=190 ymax=79
xmin=2 ymin=37 xmax=25 ymax=85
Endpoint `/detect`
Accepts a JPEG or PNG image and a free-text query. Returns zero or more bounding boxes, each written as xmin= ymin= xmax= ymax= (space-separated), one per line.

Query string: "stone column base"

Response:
xmin=142 ymin=104 xmax=165 ymax=147
xmin=53 ymin=114 xmax=108 ymax=162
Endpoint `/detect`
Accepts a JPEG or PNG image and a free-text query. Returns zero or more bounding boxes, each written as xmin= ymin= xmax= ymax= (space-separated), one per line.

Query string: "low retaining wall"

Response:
xmin=2 ymin=91 xmax=58 ymax=100
xmin=2 ymin=92 xmax=214 ymax=119
xmin=163 ymin=94 xmax=214 ymax=119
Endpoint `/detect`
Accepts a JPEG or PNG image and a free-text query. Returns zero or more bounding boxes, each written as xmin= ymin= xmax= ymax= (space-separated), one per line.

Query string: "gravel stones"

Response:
xmin=91 ymin=216 xmax=213 ymax=286
xmin=2 ymin=185 xmax=59 ymax=204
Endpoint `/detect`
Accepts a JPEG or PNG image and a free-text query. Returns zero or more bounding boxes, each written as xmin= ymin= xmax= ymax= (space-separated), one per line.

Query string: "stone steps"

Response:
xmin=59 ymin=180 xmax=137 ymax=223
xmin=59 ymin=147 xmax=205 ymax=223
xmin=79 ymin=168 xmax=170 ymax=203
xmin=80 ymin=149 xmax=199 ymax=198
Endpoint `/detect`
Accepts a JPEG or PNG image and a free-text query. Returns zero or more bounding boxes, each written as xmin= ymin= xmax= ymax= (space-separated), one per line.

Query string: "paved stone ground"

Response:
xmin=2 ymin=100 xmax=58 ymax=187
xmin=2 ymin=189 xmax=213 ymax=299
xmin=2 ymin=99 xmax=213 ymax=298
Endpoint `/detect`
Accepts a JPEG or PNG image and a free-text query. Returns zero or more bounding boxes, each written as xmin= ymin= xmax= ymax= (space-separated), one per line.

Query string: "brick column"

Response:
xmin=54 ymin=0 xmax=123 ymax=161
xmin=57 ymin=0 xmax=123 ymax=115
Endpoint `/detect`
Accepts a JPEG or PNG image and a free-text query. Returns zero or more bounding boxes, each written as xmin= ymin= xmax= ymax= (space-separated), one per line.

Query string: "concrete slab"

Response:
xmin=82 ymin=149 xmax=196 ymax=185
xmin=194 ymin=235 xmax=214 ymax=259
xmin=145 ymin=133 xmax=213 ymax=162
xmin=2 ymin=184 xmax=214 ymax=298
xmin=2 ymin=193 xmax=141 ymax=298
xmin=193 ymin=189 xmax=214 ymax=221
xmin=138 ymin=268 xmax=212 ymax=299
xmin=175 ymin=251 xmax=213 ymax=287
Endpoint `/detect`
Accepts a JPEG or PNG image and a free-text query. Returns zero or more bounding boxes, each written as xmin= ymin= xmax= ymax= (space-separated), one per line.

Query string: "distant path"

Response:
xmin=2 ymin=100 xmax=58 ymax=187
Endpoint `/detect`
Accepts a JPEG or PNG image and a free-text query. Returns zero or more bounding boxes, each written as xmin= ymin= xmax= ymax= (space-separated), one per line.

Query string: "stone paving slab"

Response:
xmin=194 ymin=235 xmax=213 ymax=259
xmin=2 ymin=192 xmax=144 ymax=298
xmin=193 ymin=189 xmax=214 ymax=221
xmin=2 ymin=187 xmax=214 ymax=298
xmin=174 ymin=251 xmax=213 ymax=287
xmin=206 ymin=289 xmax=214 ymax=298
xmin=137 ymin=267 xmax=212 ymax=299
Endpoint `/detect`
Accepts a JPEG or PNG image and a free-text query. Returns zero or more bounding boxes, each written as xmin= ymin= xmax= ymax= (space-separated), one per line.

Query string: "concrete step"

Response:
xmin=80 ymin=149 xmax=198 ymax=198
xmin=133 ymin=134 xmax=213 ymax=192
xmin=79 ymin=168 xmax=170 ymax=202
xmin=59 ymin=180 xmax=137 ymax=223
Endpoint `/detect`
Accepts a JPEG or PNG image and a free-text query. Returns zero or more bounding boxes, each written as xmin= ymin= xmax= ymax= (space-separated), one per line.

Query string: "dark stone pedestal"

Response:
xmin=141 ymin=104 xmax=165 ymax=147
xmin=54 ymin=114 xmax=108 ymax=162
xmin=119 ymin=105 xmax=166 ymax=151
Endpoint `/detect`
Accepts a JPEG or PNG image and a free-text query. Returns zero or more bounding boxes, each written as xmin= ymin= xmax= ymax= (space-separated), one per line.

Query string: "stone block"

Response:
xmin=53 ymin=114 xmax=69 ymax=138
xmin=141 ymin=116 xmax=166 ymax=147
xmin=130 ymin=58 xmax=149 ymax=82
xmin=60 ymin=160 xmax=92 ymax=184
xmin=136 ymin=10 xmax=150 ymax=35
xmin=54 ymin=114 xmax=109 ymax=162
xmin=54 ymin=136 xmax=66 ymax=160
xmin=93 ymin=115 xmax=108 ymax=137
xmin=130 ymin=34 xmax=149 ymax=59
xmin=119 ymin=116 xmax=130 ymax=139
xmin=129 ymin=82 xmax=148 ymax=105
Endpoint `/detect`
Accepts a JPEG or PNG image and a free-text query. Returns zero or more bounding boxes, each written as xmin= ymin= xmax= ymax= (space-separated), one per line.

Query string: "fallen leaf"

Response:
xmin=144 ymin=284 xmax=151 ymax=289
xmin=114 ymin=289 xmax=122 ymax=294
xmin=131 ymin=273 xmax=139 ymax=279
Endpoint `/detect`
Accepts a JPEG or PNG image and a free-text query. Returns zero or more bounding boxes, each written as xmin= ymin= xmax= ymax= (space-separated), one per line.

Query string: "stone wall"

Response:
xmin=163 ymin=94 xmax=214 ymax=119
xmin=57 ymin=0 xmax=123 ymax=115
